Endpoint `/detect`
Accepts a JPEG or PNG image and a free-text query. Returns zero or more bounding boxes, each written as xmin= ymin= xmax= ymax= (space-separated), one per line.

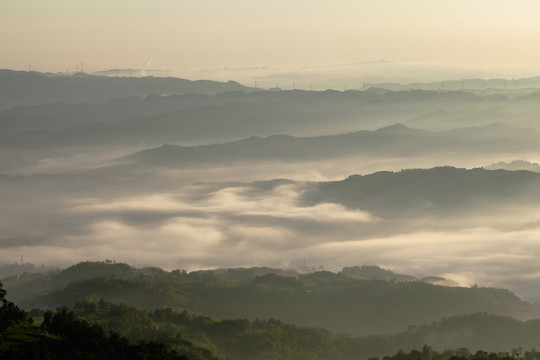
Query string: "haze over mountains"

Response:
xmin=3 ymin=68 xmax=540 ymax=359
xmin=120 ymin=123 xmax=540 ymax=168
xmin=6 ymin=1 xmax=540 ymax=357
xmin=0 ymin=69 xmax=250 ymax=110
xmin=8 ymin=260 xmax=540 ymax=359
xmin=3 ymin=70 xmax=540 ymax=178
xmin=2 ymin=71 xmax=540 ymax=303
xmin=5 ymin=81 xmax=540 ymax=151
xmin=95 ymin=61 xmax=540 ymax=91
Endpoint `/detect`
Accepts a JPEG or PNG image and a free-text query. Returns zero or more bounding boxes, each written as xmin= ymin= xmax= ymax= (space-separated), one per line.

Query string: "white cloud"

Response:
xmin=5 ymin=178 xmax=540 ymax=301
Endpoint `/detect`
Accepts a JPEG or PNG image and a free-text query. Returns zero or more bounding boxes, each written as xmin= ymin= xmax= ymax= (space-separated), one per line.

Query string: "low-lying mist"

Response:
xmin=3 ymin=162 xmax=540 ymax=301
xmin=3 ymin=73 xmax=540 ymax=304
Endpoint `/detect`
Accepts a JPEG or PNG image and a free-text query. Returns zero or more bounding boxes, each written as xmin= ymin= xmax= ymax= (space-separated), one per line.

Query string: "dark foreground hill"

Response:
xmin=71 ymin=300 xmax=540 ymax=360
xmin=0 ymin=281 xmax=203 ymax=360
xmin=6 ymin=271 xmax=540 ymax=360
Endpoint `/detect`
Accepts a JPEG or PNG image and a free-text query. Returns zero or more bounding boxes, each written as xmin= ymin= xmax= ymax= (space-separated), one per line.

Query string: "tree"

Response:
xmin=0 ymin=280 xmax=30 ymax=333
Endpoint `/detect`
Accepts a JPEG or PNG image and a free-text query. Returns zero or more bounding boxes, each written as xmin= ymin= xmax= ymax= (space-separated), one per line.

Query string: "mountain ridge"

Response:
xmin=117 ymin=123 xmax=540 ymax=167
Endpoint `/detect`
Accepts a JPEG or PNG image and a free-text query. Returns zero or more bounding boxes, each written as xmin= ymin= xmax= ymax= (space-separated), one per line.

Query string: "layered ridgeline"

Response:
xmin=2 ymin=167 xmax=540 ymax=300
xmin=4 ymin=85 xmax=540 ymax=149
xmin=6 ymin=284 xmax=540 ymax=360
xmin=301 ymin=166 xmax=540 ymax=218
xmin=118 ymin=123 xmax=540 ymax=167
xmin=0 ymin=69 xmax=250 ymax=110
xmin=55 ymin=304 xmax=540 ymax=360
xmin=4 ymin=261 xmax=539 ymax=337
xmin=4 ymin=263 xmax=540 ymax=359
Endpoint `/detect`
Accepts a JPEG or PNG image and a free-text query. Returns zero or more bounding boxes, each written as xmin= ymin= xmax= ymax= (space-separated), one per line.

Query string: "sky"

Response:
xmin=2 ymin=0 xmax=540 ymax=75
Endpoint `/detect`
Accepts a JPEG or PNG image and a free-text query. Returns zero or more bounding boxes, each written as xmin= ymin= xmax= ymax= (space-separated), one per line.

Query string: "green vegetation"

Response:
xmin=302 ymin=167 xmax=540 ymax=218
xmin=71 ymin=299 xmax=348 ymax=360
xmin=82 ymin=300 xmax=540 ymax=359
xmin=0 ymin=280 xmax=207 ymax=359
xmin=380 ymin=346 xmax=540 ymax=360
xmin=6 ymin=262 xmax=540 ymax=359
xmin=6 ymin=262 xmax=534 ymax=335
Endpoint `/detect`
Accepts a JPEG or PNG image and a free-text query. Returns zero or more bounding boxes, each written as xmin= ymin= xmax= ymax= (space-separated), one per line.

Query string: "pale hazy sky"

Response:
xmin=2 ymin=0 xmax=540 ymax=74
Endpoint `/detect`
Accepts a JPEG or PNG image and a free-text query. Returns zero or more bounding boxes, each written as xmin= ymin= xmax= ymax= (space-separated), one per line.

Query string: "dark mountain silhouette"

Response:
xmin=118 ymin=124 xmax=540 ymax=167
xmin=302 ymin=167 xmax=540 ymax=218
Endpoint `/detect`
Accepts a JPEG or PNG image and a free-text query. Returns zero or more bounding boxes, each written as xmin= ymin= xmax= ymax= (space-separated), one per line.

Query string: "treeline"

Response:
xmin=0 ymin=282 xmax=377 ymax=360
xmin=67 ymin=299 xmax=540 ymax=360
xmin=0 ymin=281 xmax=204 ymax=359
xmin=69 ymin=299 xmax=347 ymax=360
xmin=0 ymin=262 xmax=51 ymax=280
xmin=4 ymin=261 xmax=537 ymax=336
xmin=6 ymin=277 xmax=540 ymax=359
xmin=380 ymin=346 xmax=540 ymax=360
xmin=24 ymin=298 xmax=540 ymax=360
xmin=21 ymin=270 xmax=537 ymax=335
xmin=302 ymin=166 xmax=540 ymax=218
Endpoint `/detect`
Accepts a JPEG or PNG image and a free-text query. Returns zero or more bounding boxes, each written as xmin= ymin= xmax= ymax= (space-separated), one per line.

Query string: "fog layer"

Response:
xmin=3 ymin=72 xmax=540 ymax=301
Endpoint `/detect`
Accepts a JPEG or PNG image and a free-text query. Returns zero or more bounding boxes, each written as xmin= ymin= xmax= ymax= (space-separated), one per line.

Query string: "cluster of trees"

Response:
xmin=59 ymin=298 xmax=540 ymax=360
xmin=5 ymin=270 xmax=540 ymax=359
xmin=0 ymin=282 xmax=366 ymax=360
xmin=5 ymin=261 xmax=536 ymax=336
xmin=0 ymin=281 xmax=205 ymax=359
xmin=6 ymin=262 xmax=540 ymax=359
xmin=302 ymin=167 xmax=540 ymax=218
xmin=71 ymin=299 xmax=346 ymax=360
xmin=380 ymin=346 xmax=540 ymax=360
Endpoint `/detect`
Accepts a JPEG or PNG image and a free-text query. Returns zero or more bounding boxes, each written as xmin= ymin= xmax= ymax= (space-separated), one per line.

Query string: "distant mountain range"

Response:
xmin=3 ymin=84 xmax=540 ymax=151
xmin=154 ymin=61 xmax=537 ymax=90
xmin=302 ymin=166 xmax=540 ymax=218
xmin=119 ymin=123 xmax=540 ymax=167
xmin=0 ymin=69 xmax=251 ymax=110
xmin=485 ymin=160 xmax=540 ymax=172
xmin=4 ymin=76 xmax=540 ymax=152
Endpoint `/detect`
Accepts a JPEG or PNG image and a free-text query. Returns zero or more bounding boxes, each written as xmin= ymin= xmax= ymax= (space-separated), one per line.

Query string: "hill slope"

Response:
xmin=5 ymin=262 xmax=539 ymax=336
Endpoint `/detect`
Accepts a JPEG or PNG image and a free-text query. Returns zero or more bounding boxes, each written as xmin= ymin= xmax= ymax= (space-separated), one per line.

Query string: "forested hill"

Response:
xmin=302 ymin=166 xmax=540 ymax=218
xmin=5 ymin=286 xmax=540 ymax=359
xmin=0 ymin=281 xmax=204 ymax=359
xmin=4 ymin=261 xmax=539 ymax=336
xmin=64 ymin=302 xmax=540 ymax=359
xmin=119 ymin=123 xmax=540 ymax=167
